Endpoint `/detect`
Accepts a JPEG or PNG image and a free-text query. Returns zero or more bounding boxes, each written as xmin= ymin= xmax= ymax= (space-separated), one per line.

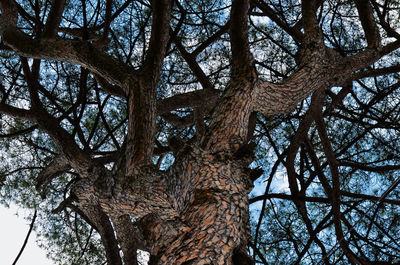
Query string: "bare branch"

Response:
xmin=371 ymin=0 xmax=400 ymax=41
xmin=156 ymin=89 xmax=219 ymax=115
xmin=354 ymin=0 xmax=381 ymax=48
xmin=0 ymin=0 xmax=133 ymax=89
xmin=315 ymin=104 xmax=363 ymax=264
xmin=0 ymin=103 xmax=36 ymax=121
xmin=173 ymin=37 xmax=214 ymax=90
xmin=230 ymin=0 xmax=255 ymax=78
xmin=77 ymin=204 xmax=123 ymax=265
xmin=286 ymin=89 xmax=325 ymax=198
xmin=353 ymin=65 xmax=400 ymax=79
xmin=36 ymin=154 xmax=70 ymax=190
xmin=249 ymin=0 xmax=303 ymax=42
xmin=125 ymin=0 xmax=173 ymax=169
xmin=191 ymin=22 xmax=230 ymax=57
xmin=339 ymin=160 xmax=400 ymax=173
xmin=42 ymin=0 xmax=66 ymax=39
xmin=19 ymin=57 xmax=93 ymax=175
xmin=301 ymin=0 xmax=323 ymax=45
xmin=102 ymin=0 xmax=113 ymax=40
xmin=12 ymin=210 xmax=37 ymax=265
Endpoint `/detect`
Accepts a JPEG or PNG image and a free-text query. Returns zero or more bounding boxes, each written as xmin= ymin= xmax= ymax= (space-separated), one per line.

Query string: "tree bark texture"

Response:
xmin=0 ymin=0 xmax=398 ymax=264
xmin=73 ymin=144 xmax=254 ymax=265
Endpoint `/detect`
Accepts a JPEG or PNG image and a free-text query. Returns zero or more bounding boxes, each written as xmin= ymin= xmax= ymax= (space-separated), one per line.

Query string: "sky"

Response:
xmin=0 ymin=204 xmax=150 ymax=265
xmin=0 ymin=204 xmax=54 ymax=265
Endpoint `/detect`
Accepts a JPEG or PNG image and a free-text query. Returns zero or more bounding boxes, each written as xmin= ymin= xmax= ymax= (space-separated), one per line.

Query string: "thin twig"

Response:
xmin=317 ymin=175 xmax=400 ymax=265
xmin=12 ymin=209 xmax=38 ymax=265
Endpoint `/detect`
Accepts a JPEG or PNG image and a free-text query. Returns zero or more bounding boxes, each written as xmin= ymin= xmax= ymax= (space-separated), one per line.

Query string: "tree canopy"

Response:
xmin=1 ymin=0 xmax=400 ymax=264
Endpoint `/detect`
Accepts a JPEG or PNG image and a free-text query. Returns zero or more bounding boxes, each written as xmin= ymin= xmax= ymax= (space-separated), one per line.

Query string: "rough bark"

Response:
xmin=73 ymin=144 xmax=253 ymax=265
xmin=1 ymin=0 xmax=400 ymax=264
xmin=125 ymin=0 xmax=173 ymax=170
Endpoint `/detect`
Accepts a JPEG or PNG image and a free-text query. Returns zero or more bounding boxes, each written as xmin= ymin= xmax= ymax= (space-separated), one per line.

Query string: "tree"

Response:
xmin=1 ymin=0 xmax=400 ymax=264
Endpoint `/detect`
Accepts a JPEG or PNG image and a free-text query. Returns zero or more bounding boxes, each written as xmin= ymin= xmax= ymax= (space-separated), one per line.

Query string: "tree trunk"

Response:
xmin=144 ymin=147 xmax=253 ymax=265
xmin=72 ymin=144 xmax=254 ymax=265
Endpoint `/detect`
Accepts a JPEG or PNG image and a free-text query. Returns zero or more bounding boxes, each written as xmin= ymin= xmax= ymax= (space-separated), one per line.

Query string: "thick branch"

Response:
xmin=20 ymin=57 xmax=92 ymax=175
xmin=111 ymin=215 xmax=150 ymax=265
xmin=249 ymin=0 xmax=303 ymax=42
xmin=36 ymin=154 xmax=70 ymax=190
xmin=253 ymin=69 xmax=325 ymax=116
xmin=156 ymin=89 xmax=219 ymax=115
xmin=0 ymin=103 xmax=36 ymax=121
xmin=140 ymin=0 xmax=172 ymax=80
xmin=353 ymin=65 xmax=400 ymax=79
xmin=315 ymin=108 xmax=362 ymax=264
xmin=301 ymin=0 xmax=323 ymax=45
xmin=78 ymin=204 xmax=123 ymax=265
xmin=173 ymin=37 xmax=214 ymax=90
xmin=72 ymin=166 xmax=178 ymax=221
xmin=253 ymin=42 xmax=387 ymax=118
xmin=199 ymin=0 xmax=266 ymax=153
xmin=0 ymin=0 xmax=133 ymax=89
xmin=42 ymin=0 xmax=66 ymax=39
xmin=201 ymin=77 xmax=255 ymax=153
xmin=161 ymin=113 xmax=194 ymax=128
xmin=354 ymin=0 xmax=381 ymax=48
xmin=230 ymin=0 xmax=255 ymax=78
xmin=94 ymin=74 xmax=126 ymax=98
xmin=125 ymin=0 xmax=172 ymax=170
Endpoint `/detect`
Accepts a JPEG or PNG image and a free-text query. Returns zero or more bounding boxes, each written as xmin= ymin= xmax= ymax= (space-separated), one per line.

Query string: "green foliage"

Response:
xmin=1 ymin=0 xmax=400 ymax=264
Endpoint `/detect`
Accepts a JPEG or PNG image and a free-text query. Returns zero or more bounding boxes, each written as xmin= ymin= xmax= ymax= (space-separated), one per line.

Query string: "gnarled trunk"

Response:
xmin=0 ymin=0 xmax=393 ymax=264
xmin=147 ymin=148 xmax=252 ymax=265
xmin=73 ymin=146 xmax=254 ymax=265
